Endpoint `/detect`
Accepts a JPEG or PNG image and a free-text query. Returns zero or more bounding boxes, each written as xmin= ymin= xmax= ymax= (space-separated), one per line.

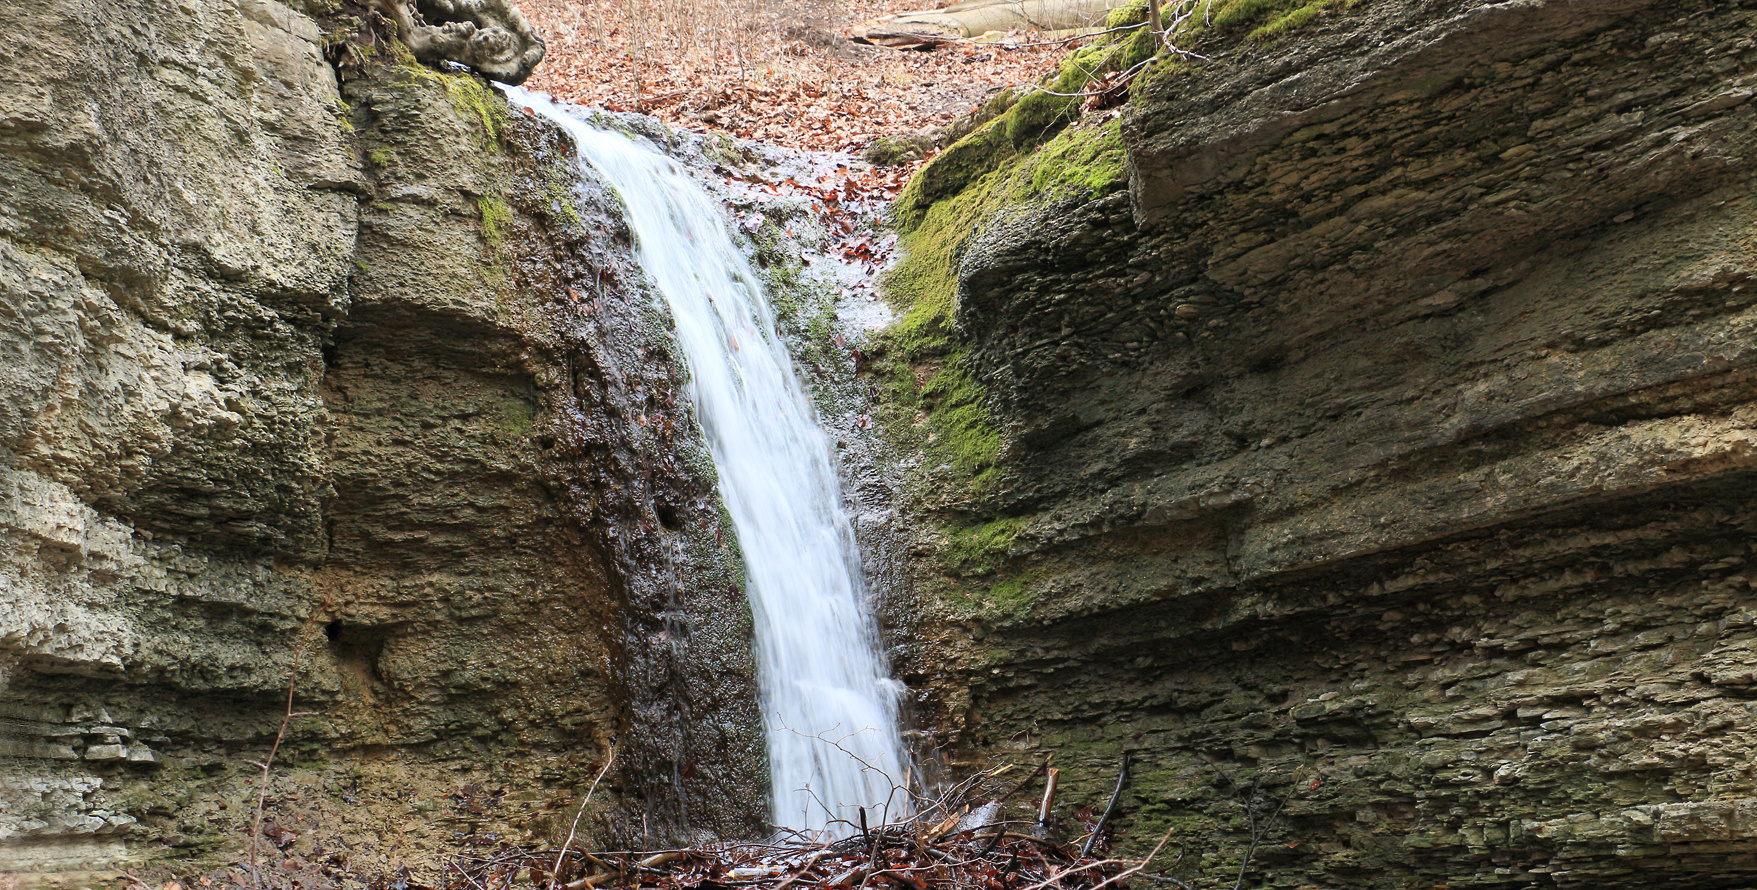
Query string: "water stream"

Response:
xmin=509 ymin=89 xmax=911 ymax=835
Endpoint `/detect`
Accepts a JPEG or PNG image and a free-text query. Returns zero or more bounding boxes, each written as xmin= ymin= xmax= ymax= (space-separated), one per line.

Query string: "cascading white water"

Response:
xmin=509 ymin=89 xmax=911 ymax=835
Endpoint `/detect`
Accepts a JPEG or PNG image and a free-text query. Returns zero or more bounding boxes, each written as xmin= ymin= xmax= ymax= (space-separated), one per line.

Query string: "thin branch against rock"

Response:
xmin=249 ymin=600 xmax=330 ymax=890
xmin=552 ymin=745 xmax=620 ymax=890
xmin=1081 ymin=753 xmax=1129 ymax=858
xmin=1202 ymin=761 xmax=1289 ymax=890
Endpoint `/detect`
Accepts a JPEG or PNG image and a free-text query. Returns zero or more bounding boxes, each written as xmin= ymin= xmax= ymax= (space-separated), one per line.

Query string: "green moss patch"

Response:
xmin=1030 ymin=118 xmax=1128 ymax=195
xmin=477 ymin=195 xmax=512 ymax=250
xmin=983 ymin=571 xmax=1042 ymax=616
xmin=943 ymin=516 xmax=1024 ymax=575
xmin=935 ymin=566 xmax=1044 ymax=620
xmin=918 ymin=359 xmax=1003 ymax=486
xmin=894 ymin=22 xmax=1158 ymax=223
xmin=391 ymin=64 xmax=508 ymax=151
xmin=442 ymin=72 xmax=507 ymax=147
xmin=1194 ymin=0 xmax=1369 ymax=40
xmin=495 ymin=397 xmax=535 ymax=440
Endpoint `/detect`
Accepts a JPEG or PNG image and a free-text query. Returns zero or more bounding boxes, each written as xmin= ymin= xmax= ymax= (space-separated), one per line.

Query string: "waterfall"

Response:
xmin=508 ymin=89 xmax=911 ymax=835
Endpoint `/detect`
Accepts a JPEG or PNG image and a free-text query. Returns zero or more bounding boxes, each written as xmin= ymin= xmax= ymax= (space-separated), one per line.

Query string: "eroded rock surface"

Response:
xmin=379 ymin=0 xmax=546 ymax=86
xmin=889 ymin=0 xmax=1757 ymax=886
xmin=1 ymin=0 xmax=757 ymax=875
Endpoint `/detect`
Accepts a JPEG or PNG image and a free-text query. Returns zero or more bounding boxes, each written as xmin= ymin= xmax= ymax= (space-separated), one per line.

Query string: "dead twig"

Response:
xmin=1036 ymin=767 xmax=1060 ymax=827
xmin=250 ymin=599 xmax=331 ymax=889
xmin=550 ymin=745 xmax=620 ymax=890
xmin=1019 ymin=826 xmax=1175 ymax=890
xmin=1081 ymin=754 xmax=1129 ymax=858
xmin=996 ymin=21 xmax=1146 ymax=48
xmin=994 ymin=755 xmax=1052 ymax=807
xmin=769 ymin=844 xmax=834 ymax=890
xmin=1020 ymin=55 xmax=1157 ymax=98
xmin=1080 ymin=827 xmax=1176 ymax=890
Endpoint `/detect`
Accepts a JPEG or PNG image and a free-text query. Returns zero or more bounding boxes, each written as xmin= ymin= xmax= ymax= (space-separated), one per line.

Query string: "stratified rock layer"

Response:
xmin=892 ymin=0 xmax=1757 ymax=886
xmin=0 ymin=0 xmax=762 ymax=874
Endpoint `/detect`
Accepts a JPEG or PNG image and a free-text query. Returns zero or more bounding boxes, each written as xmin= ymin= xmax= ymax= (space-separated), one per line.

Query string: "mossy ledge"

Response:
xmin=877 ymin=6 xmax=1165 ymax=618
xmin=892 ymin=0 xmax=1373 ymax=224
xmin=880 ymin=62 xmax=1143 ymax=515
xmin=877 ymin=0 xmax=1383 ymax=661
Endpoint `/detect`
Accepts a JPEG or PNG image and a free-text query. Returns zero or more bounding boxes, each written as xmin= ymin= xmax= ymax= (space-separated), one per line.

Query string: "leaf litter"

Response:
xmin=518 ymin=0 xmax=1079 ymax=153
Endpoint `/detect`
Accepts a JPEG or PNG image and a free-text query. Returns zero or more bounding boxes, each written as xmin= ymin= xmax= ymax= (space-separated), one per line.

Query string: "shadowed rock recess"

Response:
xmin=884 ymin=0 xmax=1757 ymax=887
xmin=0 ymin=0 xmax=762 ymax=874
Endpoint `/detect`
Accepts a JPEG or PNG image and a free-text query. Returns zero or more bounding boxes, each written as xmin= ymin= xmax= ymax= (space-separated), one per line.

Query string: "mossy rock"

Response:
xmin=894 ymin=21 xmax=1157 ymax=222
xmin=1187 ymin=0 xmax=1371 ymax=40
xmin=865 ymin=134 xmax=936 ymax=166
xmin=477 ymin=195 xmax=513 ymax=249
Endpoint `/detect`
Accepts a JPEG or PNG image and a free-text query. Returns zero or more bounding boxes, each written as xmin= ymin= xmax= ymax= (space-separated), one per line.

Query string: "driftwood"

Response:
xmin=370 ymin=0 xmax=546 ymax=84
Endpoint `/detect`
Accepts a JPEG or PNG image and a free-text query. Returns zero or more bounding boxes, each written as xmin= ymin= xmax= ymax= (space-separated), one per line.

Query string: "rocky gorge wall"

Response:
xmin=0 ymin=0 xmax=765 ymax=875
xmin=9 ymin=0 xmax=1757 ymax=886
xmin=881 ymin=0 xmax=1757 ymax=887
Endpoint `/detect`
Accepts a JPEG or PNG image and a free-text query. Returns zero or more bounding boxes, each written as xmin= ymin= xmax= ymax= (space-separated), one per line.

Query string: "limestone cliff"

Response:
xmin=883 ymin=0 xmax=1757 ymax=886
xmin=0 ymin=0 xmax=764 ymax=874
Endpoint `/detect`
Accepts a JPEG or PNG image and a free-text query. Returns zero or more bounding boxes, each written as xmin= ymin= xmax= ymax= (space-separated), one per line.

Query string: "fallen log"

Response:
xmin=851 ymin=0 xmax=1138 ymax=48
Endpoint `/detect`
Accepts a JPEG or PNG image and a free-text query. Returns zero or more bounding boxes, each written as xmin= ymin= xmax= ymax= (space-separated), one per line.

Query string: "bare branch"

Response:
xmin=551 ymin=744 xmax=620 ymax=890
xmin=250 ymin=599 xmax=331 ymax=889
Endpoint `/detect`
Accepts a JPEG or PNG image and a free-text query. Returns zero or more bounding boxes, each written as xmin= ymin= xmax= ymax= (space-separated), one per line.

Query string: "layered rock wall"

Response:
xmin=0 ymin=0 xmax=763 ymax=874
xmin=888 ymin=0 xmax=1757 ymax=886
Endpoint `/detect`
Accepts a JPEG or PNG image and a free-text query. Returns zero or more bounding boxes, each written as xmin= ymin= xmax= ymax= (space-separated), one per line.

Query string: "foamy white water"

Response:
xmin=510 ymin=89 xmax=910 ymax=835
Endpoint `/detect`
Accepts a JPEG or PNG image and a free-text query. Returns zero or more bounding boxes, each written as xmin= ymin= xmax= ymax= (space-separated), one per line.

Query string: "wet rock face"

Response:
xmin=900 ymin=0 xmax=1757 ymax=885
xmin=1 ymin=0 xmax=758 ymax=874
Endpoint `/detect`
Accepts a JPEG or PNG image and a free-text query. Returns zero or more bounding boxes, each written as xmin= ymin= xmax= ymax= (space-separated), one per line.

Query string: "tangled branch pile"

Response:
xmin=440 ymin=765 xmax=1174 ymax=890
xmin=444 ymin=829 xmax=1160 ymax=890
xmin=443 ymin=824 xmax=1168 ymax=890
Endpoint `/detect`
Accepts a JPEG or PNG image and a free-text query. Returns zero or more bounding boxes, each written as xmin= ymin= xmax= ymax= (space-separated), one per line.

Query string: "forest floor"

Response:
xmin=518 ymin=0 xmax=1079 ymax=151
